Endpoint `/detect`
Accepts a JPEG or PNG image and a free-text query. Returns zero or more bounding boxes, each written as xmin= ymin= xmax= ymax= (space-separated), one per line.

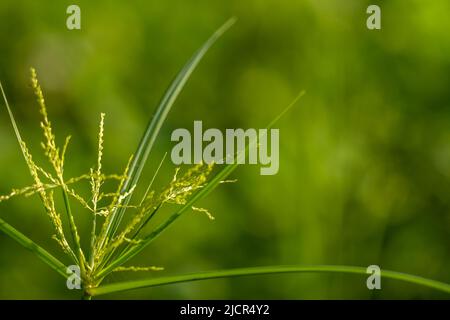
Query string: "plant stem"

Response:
xmin=89 ymin=213 xmax=97 ymax=267
xmin=89 ymin=265 xmax=450 ymax=297
xmin=82 ymin=290 xmax=92 ymax=300
xmin=61 ymin=187 xmax=85 ymax=274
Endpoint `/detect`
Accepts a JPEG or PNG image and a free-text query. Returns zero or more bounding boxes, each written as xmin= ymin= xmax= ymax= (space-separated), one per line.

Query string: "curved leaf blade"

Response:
xmin=0 ymin=217 xmax=67 ymax=278
xmin=90 ymin=265 xmax=450 ymax=296
xmin=102 ymin=17 xmax=237 ymax=244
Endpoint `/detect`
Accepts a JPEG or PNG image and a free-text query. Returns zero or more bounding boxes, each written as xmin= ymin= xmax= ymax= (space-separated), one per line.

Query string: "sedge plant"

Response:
xmin=0 ymin=18 xmax=449 ymax=299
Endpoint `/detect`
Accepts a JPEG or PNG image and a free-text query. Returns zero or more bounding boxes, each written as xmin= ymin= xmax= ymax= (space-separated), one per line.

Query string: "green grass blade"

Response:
xmin=96 ymin=93 xmax=305 ymax=279
xmin=0 ymin=217 xmax=67 ymax=278
xmin=0 ymin=81 xmax=26 ymax=158
xmin=266 ymin=91 xmax=305 ymax=129
xmin=90 ymin=265 xmax=450 ymax=296
xmin=101 ymin=17 xmax=237 ymax=245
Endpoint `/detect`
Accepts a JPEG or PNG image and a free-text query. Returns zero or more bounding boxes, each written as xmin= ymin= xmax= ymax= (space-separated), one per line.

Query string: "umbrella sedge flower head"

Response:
xmin=0 ymin=69 xmax=220 ymax=288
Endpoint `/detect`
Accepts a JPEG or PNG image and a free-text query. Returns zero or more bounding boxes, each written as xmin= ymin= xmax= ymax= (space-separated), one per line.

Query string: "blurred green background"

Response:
xmin=0 ymin=0 xmax=449 ymax=299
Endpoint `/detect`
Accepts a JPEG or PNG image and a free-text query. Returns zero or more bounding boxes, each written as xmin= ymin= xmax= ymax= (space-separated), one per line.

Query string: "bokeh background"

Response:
xmin=0 ymin=0 xmax=449 ymax=299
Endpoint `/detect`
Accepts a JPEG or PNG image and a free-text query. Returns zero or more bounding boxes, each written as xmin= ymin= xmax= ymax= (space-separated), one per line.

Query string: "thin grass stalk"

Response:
xmin=61 ymin=188 xmax=85 ymax=273
xmin=90 ymin=265 xmax=450 ymax=296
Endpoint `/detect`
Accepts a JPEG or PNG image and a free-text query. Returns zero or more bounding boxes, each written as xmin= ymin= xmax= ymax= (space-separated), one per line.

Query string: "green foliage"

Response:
xmin=0 ymin=1 xmax=449 ymax=299
xmin=0 ymin=19 xmax=238 ymax=297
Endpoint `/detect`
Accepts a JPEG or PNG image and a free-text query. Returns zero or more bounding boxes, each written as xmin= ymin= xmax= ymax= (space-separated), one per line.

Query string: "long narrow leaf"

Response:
xmin=90 ymin=265 xmax=450 ymax=296
xmin=0 ymin=217 xmax=67 ymax=278
xmin=96 ymin=92 xmax=305 ymax=279
xmin=101 ymin=17 xmax=237 ymax=246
